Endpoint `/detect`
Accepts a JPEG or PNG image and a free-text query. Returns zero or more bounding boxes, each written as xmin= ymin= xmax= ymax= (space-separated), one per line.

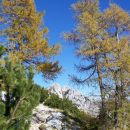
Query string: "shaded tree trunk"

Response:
xmin=4 ymin=85 xmax=11 ymax=117
xmin=114 ymin=84 xmax=119 ymax=130
xmin=96 ymin=56 xmax=106 ymax=130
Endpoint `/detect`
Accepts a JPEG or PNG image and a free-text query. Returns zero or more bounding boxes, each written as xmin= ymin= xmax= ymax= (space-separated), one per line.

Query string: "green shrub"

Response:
xmin=44 ymin=94 xmax=63 ymax=109
xmin=0 ymin=102 xmax=5 ymax=115
xmin=44 ymin=94 xmax=78 ymax=112
xmin=39 ymin=88 xmax=49 ymax=103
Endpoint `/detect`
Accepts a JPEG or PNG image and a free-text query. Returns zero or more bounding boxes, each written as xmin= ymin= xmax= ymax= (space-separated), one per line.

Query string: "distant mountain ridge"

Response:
xmin=48 ymin=84 xmax=99 ymax=116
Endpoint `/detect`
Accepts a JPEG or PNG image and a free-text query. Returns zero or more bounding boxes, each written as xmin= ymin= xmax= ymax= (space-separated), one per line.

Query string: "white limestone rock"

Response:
xmin=29 ymin=104 xmax=81 ymax=130
xmin=30 ymin=104 xmax=64 ymax=130
xmin=0 ymin=91 xmax=6 ymax=101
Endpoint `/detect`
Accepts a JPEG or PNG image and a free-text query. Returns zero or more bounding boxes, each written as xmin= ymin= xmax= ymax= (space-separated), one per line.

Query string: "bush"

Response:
xmin=44 ymin=94 xmax=79 ymax=113
xmin=39 ymin=88 xmax=49 ymax=103
xmin=0 ymin=102 xmax=5 ymax=115
xmin=34 ymin=85 xmax=49 ymax=103
xmin=44 ymin=94 xmax=63 ymax=109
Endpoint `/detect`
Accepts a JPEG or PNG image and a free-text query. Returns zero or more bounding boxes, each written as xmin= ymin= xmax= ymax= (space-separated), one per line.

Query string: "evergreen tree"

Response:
xmin=0 ymin=59 xmax=40 ymax=130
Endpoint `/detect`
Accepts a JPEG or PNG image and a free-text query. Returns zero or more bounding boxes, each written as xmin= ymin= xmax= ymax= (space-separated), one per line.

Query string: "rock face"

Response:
xmin=48 ymin=84 xmax=99 ymax=116
xmin=30 ymin=104 xmax=63 ymax=130
xmin=30 ymin=104 xmax=81 ymax=130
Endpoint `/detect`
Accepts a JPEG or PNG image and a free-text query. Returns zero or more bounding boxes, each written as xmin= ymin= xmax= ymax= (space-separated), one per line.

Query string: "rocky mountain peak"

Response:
xmin=48 ymin=84 xmax=99 ymax=116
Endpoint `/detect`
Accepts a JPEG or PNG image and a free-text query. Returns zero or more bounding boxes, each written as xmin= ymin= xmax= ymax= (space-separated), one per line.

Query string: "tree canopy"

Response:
xmin=0 ymin=0 xmax=61 ymax=80
xmin=65 ymin=0 xmax=130 ymax=129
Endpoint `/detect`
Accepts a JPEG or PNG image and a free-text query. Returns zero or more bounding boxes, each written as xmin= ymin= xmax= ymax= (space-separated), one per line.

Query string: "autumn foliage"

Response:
xmin=65 ymin=0 xmax=130 ymax=130
xmin=0 ymin=0 xmax=61 ymax=79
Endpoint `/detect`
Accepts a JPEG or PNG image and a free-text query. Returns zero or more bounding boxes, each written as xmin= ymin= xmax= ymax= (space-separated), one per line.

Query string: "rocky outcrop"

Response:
xmin=48 ymin=84 xmax=99 ymax=116
xmin=30 ymin=104 xmax=81 ymax=130
xmin=30 ymin=104 xmax=63 ymax=130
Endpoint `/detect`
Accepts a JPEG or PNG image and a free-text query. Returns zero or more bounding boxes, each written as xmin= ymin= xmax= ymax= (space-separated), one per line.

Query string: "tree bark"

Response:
xmin=96 ymin=55 xmax=106 ymax=130
xmin=4 ymin=85 xmax=11 ymax=117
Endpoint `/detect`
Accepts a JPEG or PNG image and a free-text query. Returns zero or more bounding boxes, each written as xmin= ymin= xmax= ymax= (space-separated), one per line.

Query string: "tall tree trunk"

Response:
xmin=114 ymin=84 xmax=119 ymax=130
xmin=4 ymin=85 xmax=11 ymax=117
xmin=113 ymin=70 xmax=123 ymax=130
xmin=113 ymin=29 xmax=122 ymax=130
xmin=96 ymin=56 xmax=106 ymax=130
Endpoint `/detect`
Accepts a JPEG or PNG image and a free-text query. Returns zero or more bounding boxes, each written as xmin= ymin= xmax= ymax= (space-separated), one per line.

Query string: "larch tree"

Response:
xmin=0 ymin=0 xmax=61 ymax=129
xmin=103 ymin=4 xmax=130 ymax=130
xmin=65 ymin=0 xmax=110 ymax=129
xmin=65 ymin=0 xmax=130 ymax=130
xmin=0 ymin=0 xmax=61 ymax=80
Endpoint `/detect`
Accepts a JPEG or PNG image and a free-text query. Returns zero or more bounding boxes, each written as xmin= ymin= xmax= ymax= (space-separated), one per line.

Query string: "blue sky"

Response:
xmin=34 ymin=0 xmax=130 ymax=95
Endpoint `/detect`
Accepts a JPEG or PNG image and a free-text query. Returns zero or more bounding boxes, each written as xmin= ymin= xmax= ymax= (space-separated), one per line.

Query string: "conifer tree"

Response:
xmin=0 ymin=1 xmax=61 ymax=129
xmin=0 ymin=0 xmax=61 ymax=79
xmin=103 ymin=4 xmax=130 ymax=130
xmin=65 ymin=1 xmax=109 ymax=129
xmin=65 ymin=0 xmax=130 ymax=129
xmin=0 ymin=59 xmax=41 ymax=130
